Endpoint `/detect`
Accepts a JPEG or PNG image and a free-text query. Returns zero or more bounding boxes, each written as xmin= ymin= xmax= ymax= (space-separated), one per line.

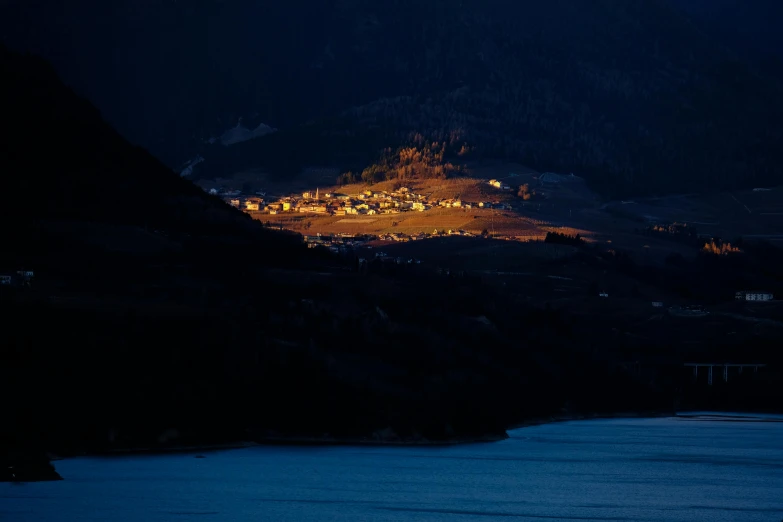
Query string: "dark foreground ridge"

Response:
xmin=1 ymin=47 xmax=781 ymax=481
xmin=1 ymin=452 xmax=62 ymax=482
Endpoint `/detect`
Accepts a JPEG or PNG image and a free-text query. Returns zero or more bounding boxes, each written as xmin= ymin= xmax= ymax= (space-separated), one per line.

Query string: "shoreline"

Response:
xmin=57 ymin=433 xmax=509 ymax=459
xmin=507 ymin=410 xmax=676 ymax=431
xmin=38 ymin=409 xmax=783 ymax=463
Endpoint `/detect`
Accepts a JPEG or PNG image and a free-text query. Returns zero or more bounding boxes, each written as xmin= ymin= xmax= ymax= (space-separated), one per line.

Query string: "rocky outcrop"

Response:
xmin=1 ymin=452 xmax=62 ymax=482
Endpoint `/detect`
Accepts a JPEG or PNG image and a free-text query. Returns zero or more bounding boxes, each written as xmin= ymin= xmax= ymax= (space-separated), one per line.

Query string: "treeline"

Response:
xmin=545 ymin=231 xmax=585 ymax=247
xmin=702 ymin=239 xmax=741 ymax=256
xmin=336 ymin=134 xmax=465 ymax=185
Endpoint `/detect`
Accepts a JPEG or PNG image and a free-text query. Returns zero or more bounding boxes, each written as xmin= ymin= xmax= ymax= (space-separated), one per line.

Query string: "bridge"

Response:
xmin=684 ymin=363 xmax=767 ymax=386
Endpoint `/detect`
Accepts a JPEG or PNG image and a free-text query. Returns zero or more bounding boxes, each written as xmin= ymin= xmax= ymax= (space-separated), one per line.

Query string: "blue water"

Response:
xmin=3 ymin=414 xmax=782 ymax=521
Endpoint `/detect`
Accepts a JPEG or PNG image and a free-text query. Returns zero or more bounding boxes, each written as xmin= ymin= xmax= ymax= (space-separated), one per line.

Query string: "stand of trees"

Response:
xmin=545 ymin=232 xmax=585 ymax=246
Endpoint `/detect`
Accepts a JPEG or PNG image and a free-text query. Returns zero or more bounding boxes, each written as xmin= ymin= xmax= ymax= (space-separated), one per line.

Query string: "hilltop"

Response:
xmin=1 ymin=0 xmax=782 ymax=198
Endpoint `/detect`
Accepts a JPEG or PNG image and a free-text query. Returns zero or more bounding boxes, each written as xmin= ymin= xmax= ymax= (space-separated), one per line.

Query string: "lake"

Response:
xmin=3 ymin=413 xmax=782 ymax=521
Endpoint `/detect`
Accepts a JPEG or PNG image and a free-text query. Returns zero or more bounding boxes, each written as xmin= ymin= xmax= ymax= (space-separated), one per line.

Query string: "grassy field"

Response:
xmin=254 ymin=173 xmax=601 ymax=239
xmin=257 ymin=206 xmax=557 ymax=238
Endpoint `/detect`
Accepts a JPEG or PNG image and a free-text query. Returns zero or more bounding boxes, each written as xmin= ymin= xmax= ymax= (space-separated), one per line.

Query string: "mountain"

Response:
xmin=2 ymin=0 xmax=782 ymax=198
xmin=3 ymin=45 xmax=783 ymax=481
xmin=1 ymin=45 xmax=684 ymax=468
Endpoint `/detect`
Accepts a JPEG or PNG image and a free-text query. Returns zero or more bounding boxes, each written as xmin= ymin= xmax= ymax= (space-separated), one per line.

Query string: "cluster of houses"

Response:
xmin=216 ymin=185 xmax=513 ymax=217
xmin=735 ymin=291 xmax=774 ymax=302
xmin=298 ymin=234 xmax=424 ymax=266
xmin=301 ymin=229 xmax=474 ymax=250
xmin=488 ymin=179 xmax=512 ymax=191
xmin=302 ymin=233 xmax=370 ymax=254
xmin=207 ymin=172 xmax=585 ymax=216
xmin=224 ymin=187 xmax=432 ymax=216
xmin=0 ymin=270 xmax=34 ymax=288
xmin=375 ymin=229 xmax=475 ymax=242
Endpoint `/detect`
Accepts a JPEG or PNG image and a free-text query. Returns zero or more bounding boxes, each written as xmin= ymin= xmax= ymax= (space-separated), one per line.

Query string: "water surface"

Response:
xmin=3 ymin=414 xmax=782 ymax=521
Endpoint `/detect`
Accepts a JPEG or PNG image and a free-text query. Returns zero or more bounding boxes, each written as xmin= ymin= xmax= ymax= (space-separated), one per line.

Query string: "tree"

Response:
xmin=361 ymin=165 xmax=384 ymax=184
xmin=702 ymin=240 xmax=741 ymax=256
xmin=517 ymin=184 xmax=534 ymax=200
xmin=336 ymin=171 xmax=357 ymax=185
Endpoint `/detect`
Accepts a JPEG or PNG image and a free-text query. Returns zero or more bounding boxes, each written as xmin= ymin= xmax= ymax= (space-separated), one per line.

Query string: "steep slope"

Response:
xmin=0 ymin=44 xmax=307 ymax=269
xmin=1 ymin=48 xmax=697 ymax=472
xmin=2 ymin=0 xmax=782 ymax=197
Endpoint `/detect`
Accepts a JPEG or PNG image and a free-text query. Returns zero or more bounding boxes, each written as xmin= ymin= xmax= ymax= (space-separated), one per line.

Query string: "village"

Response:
xmin=212 ymin=178 xmax=555 ymax=255
xmin=211 ymin=179 xmax=517 ymax=219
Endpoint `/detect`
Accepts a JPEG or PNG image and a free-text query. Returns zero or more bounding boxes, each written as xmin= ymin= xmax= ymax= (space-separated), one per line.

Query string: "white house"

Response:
xmin=735 ymin=291 xmax=774 ymax=301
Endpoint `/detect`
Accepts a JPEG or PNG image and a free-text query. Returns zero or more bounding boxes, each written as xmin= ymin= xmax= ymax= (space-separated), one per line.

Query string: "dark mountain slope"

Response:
xmin=2 ymin=46 xmax=231 ymax=225
xmin=2 ymin=1 xmax=782 ymax=197
xmin=0 ymin=44 xmax=307 ymax=270
xmin=1 ymin=48 xmax=690 ymax=470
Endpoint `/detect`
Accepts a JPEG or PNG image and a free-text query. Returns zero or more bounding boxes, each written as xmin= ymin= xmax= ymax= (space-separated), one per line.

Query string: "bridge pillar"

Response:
xmin=723 ymin=365 xmax=728 ymax=382
xmin=708 ymin=366 xmax=713 ymax=386
xmin=693 ymin=366 xmax=698 ymax=378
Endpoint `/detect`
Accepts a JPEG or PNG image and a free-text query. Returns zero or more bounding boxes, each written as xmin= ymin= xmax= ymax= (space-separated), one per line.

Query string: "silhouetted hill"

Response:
xmin=0 ymin=44 xmax=307 ymax=268
xmin=0 ymin=46 xmax=678 ymax=466
xmin=2 ymin=1 xmax=782 ymax=197
xmin=2 ymin=47 xmax=782 ymax=481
